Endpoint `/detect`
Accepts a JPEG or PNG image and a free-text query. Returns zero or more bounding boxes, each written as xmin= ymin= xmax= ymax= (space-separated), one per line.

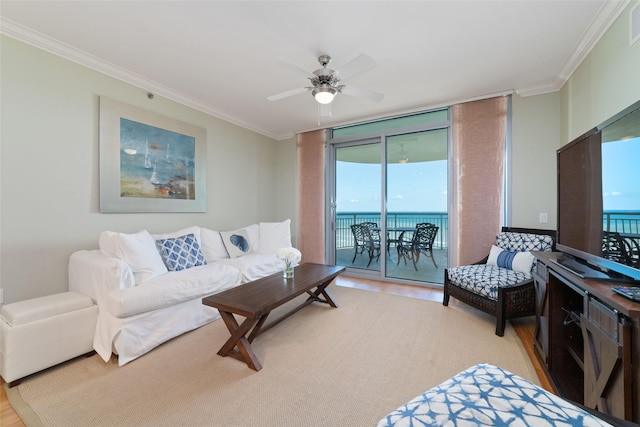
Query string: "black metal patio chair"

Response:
xmin=350 ymin=223 xmax=381 ymax=267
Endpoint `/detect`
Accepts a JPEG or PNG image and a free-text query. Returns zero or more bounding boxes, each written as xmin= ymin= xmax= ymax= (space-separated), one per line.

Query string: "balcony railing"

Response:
xmin=336 ymin=211 xmax=640 ymax=251
xmin=604 ymin=211 xmax=640 ymax=235
xmin=336 ymin=212 xmax=448 ymax=250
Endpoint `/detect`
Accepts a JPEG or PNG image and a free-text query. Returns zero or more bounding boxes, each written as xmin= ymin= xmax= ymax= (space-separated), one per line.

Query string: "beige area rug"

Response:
xmin=7 ymin=285 xmax=538 ymax=427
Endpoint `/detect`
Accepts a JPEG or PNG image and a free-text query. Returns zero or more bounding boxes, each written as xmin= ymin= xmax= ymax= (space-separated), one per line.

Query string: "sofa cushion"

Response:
xmin=487 ymin=245 xmax=535 ymax=273
xmin=258 ymin=219 xmax=292 ymax=254
xmin=447 ymin=264 xmax=531 ymax=300
xmin=217 ymin=253 xmax=283 ymax=283
xmin=104 ymin=262 xmax=242 ymax=318
xmin=200 ymin=228 xmax=229 ymax=261
xmin=99 ymin=230 xmax=167 ymax=284
xmin=155 ymin=233 xmax=206 ymax=271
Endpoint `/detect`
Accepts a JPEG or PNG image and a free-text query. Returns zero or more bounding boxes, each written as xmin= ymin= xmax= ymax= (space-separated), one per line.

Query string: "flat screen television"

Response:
xmin=555 ymin=100 xmax=640 ymax=282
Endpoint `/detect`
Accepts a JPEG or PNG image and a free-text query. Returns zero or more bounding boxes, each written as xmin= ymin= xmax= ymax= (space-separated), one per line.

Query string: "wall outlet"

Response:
xmin=539 ymin=212 xmax=548 ymax=224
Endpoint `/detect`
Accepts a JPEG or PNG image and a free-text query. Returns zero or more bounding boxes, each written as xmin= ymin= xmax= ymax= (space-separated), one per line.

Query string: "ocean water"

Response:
xmin=336 ymin=211 xmax=640 ymax=250
xmin=604 ymin=211 xmax=640 ymax=235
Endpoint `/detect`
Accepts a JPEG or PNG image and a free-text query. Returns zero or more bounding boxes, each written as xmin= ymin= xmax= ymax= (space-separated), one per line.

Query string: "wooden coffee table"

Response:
xmin=202 ymin=263 xmax=345 ymax=370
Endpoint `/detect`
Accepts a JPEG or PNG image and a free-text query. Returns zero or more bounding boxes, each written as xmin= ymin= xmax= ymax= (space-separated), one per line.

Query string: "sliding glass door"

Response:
xmin=334 ymin=140 xmax=382 ymax=273
xmin=328 ymin=110 xmax=450 ymax=285
xmin=385 ymin=130 xmax=448 ymax=283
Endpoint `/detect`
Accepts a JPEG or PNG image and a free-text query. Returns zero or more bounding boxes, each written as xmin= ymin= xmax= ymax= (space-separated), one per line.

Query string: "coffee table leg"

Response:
xmin=319 ymin=286 xmax=338 ymax=308
xmin=217 ymin=310 xmax=263 ymax=371
xmin=306 ymin=281 xmax=339 ymax=308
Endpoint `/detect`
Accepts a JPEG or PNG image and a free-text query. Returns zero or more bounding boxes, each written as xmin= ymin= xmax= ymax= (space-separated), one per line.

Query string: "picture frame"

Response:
xmin=99 ymin=96 xmax=207 ymax=213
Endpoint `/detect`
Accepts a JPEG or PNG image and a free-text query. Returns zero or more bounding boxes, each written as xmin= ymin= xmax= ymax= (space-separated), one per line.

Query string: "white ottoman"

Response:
xmin=0 ymin=291 xmax=98 ymax=386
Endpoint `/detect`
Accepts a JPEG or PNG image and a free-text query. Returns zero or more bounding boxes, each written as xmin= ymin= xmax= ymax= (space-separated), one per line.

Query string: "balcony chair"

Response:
xmin=361 ymin=222 xmax=382 ymax=247
xmin=396 ymin=223 xmax=439 ymax=270
xmin=602 ymin=231 xmax=640 ymax=269
xmin=350 ymin=223 xmax=381 ymax=267
xmin=443 ymin=227 xmax=556 ymax=336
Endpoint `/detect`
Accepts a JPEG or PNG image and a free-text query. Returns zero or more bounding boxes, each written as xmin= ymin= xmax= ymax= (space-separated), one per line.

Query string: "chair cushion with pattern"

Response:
xmin=496 ymin=232 xmax=553 ymax=252
xmin=447 ymin=264 xmax=532 ymax=300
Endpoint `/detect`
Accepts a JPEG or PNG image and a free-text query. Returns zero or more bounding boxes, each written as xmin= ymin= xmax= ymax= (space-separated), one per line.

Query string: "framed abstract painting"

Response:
xmin=99 ymin=96 xmax=207 ymax=212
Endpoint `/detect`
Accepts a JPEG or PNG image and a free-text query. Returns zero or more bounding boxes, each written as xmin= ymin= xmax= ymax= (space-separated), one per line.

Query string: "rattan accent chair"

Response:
xmin=443 ymin=227 xmax=556 ymax=336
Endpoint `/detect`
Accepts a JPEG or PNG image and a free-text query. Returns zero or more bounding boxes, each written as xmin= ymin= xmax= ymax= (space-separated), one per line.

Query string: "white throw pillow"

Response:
xmin=220 ymin=228 xmax=253 ymax=258
xmin=487 ymin=245 xmax=535 ymax=273
xmin=200 ymin=227 xmax=230 ymax=261
xmin=99 ymin=230 xmax=167 ymax=284
xmin=244 ymin=224 xmax=260 ymax=252
xmin=258 ymin=219 xmax=292 ymax=254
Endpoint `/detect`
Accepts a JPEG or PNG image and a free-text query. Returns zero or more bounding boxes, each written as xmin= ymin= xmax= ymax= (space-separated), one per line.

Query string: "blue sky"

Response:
xmin=336 ymin=136 xmax=640 ymax=214
xmin=336 ymin=160 xmax=447 ymax=213
xmin=602 ymin=137 xmax=640 ymax=211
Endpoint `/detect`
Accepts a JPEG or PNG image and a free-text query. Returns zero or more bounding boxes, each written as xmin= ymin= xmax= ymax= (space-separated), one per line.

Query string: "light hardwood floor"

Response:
xmin=0 ymin=275 xmax=553 ymax=427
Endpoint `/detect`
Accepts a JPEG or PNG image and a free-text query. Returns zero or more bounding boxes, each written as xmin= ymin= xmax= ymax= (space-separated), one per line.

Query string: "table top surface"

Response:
xmin=534 ymin=251 xmax=640 ymax=318
xmin=202 ymin=263 xmax=345 ymax=318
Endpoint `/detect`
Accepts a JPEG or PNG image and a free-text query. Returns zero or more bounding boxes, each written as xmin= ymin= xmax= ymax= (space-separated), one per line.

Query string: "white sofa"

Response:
xmin=69 ymin=220 xmax=294 ymax=366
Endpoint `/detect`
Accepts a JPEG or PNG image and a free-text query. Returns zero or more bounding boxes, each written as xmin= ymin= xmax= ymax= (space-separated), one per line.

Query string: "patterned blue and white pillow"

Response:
xmin=496 ymin=232 xmax=554 ymax=252
xmin=377 ymin=363 xmax=614 ymax=427
xmin=155 ymin=233 xmax=207 ymax=271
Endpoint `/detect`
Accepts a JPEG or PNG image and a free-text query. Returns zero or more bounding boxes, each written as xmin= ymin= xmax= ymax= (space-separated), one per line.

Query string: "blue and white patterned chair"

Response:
xmin=443 ymin=227 xmax=555 ymax=336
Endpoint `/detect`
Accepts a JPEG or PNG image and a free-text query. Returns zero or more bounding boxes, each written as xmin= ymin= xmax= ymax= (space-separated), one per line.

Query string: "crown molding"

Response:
xmin=0 ymin=17 xmax=281 ymax=141
xmin=515 ymin=0 xmax=630 ymax=97
xmin=2 ymin=1 xmax=631 ymax=137
xmin=557 ymin=0 xmax=630 ymax=82
xmin=515 ymin=77 xmax=564 ymax=97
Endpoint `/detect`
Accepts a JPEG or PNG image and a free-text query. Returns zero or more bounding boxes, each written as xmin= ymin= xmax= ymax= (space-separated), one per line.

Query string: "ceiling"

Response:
xmin=0 ymin=1 xmax=628 ymax=140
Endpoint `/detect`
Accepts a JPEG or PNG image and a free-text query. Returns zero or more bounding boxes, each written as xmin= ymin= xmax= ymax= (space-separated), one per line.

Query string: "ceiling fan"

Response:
xmin=267 ymin=54 xmax=384 ymax=116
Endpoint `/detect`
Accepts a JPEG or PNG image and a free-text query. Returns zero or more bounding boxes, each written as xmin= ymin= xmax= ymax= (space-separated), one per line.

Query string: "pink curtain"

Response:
xmin=296 ymin=129 xmax=326 ymax=264
xmin=451 ymin=96 xmax=508 ymax=266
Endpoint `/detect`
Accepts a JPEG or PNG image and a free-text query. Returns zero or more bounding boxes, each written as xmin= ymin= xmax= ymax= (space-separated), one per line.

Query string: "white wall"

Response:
xmin=2 ymin=3 xmax=637 ymax=304
xmin=509 ymin=2 xmax=640 ymax=230
xmin=561 ymin=1 xmax=640 ymax=142
xmin=511 ymin=92 xmax=561 ymax=230
xmin=0 ymin=36 xmax=297 ymax=304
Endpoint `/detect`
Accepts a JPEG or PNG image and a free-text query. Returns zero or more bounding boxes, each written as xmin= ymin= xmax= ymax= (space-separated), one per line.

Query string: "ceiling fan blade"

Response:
xmin=335 ymin=54 xmax=376 ymax=81
xmin=341 ymin=85 xmax=384 ymax=102
xmin=267 ymin=87 xmax=309 ymax=101
xmin=320 ymin=102 xmax=332 ymax=117
xmin=274 ymin=57 xmax=316 ymax=79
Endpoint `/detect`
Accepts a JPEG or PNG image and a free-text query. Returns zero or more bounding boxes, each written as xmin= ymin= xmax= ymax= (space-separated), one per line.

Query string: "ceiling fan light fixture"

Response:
xmin=312 ymin=86 xmax=336 ymax=104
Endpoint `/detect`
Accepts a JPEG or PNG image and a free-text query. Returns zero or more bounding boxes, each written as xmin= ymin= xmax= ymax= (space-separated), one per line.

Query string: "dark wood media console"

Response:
xmin=533 ymin=251 xmax=640 ymax=422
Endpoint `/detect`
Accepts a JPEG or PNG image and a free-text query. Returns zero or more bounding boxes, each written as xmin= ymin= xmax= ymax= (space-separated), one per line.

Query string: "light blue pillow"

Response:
xmin=155 ymin=233 xmax=206 ymax=271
